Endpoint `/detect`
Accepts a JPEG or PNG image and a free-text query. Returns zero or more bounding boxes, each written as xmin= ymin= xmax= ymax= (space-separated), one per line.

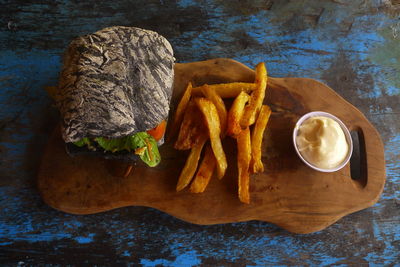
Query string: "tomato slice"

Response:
xmin=147 ymin=120 xmax=167 ymax=141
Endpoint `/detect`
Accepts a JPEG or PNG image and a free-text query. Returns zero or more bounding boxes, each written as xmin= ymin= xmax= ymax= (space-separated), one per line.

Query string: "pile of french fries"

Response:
xmin=171 ymin=62 xmax=271 ymax=204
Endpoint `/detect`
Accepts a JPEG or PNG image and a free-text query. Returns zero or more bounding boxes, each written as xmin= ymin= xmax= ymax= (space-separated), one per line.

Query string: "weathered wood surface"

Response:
xmin=1 ymin=0 xmax=399 ymax=265
xmin=38 ymin=58 xmax=386 ymax=234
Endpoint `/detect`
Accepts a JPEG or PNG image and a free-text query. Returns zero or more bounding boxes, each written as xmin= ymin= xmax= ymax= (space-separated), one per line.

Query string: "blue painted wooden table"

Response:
xmin=1 ymin=0 xmax=399 ymax=265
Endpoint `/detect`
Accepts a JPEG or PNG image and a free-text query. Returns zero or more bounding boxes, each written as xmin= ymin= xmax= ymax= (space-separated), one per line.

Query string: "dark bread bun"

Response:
xmin=57 ymin=26 xmax=174 ymax=144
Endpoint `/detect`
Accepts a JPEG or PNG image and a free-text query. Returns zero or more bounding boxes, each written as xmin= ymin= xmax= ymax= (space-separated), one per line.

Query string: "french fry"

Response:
xmin=169 ymin=82 xmax=193 ymax=140
xmin=227 ymin=91 xmax=250 ymax=138
xmin=192 ymin=83 xmax=256 ymax=98
xmin=174 ymin=74 xmax=270 ymax=201
xmin=174 ymin=101 xmax=206 ymax=150
xmin=250 ymin=105 xmax=271 ymax=173
xmin=190 ymin=145 xmax=216 ymax=193
xmin=240 ymin=62 xmax=267 ymax=128
xmin=237 ymin=127 xmax=251 ymax=204
xmin=176 ymin=135 xmax=207 ymax=191
xmin=201 ymin=84 xmax=228 ymax=135
xmin=195 ymin=98 xmax=227 ymax=179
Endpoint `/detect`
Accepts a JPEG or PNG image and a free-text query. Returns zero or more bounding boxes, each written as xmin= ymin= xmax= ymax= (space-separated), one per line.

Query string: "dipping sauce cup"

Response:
xmin=293 ymin=111 xmax=353 ymax=172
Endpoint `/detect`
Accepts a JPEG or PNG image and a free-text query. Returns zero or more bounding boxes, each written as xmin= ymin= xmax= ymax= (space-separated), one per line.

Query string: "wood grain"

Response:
xmin=37 ymin=58 xmax=386 ymax=234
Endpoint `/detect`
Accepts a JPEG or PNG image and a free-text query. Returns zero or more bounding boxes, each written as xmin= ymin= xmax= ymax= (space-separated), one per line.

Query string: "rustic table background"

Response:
xmin=1 ymin=0 xmax=399 ymax=265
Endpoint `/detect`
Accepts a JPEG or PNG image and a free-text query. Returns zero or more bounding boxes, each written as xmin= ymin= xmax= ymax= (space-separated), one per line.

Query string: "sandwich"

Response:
xmin=55 ymin=26 xmax=175 ymax=167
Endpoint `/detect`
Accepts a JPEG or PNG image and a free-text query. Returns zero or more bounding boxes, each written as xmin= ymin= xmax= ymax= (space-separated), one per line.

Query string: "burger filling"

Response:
xmin=73 ymin=132 xmax=160 ymax=167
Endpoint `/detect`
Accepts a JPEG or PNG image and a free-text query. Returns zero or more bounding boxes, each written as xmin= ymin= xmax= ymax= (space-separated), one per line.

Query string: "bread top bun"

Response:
xmin=57 ymin=26 xmax=174 ymax=143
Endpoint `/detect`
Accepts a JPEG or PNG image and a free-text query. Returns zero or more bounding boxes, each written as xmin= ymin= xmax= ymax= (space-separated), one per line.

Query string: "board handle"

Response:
xmin=349 ymin=124 xmax=385 ymax=197
xmin=349 ymin=128 xmax=367 ymax=187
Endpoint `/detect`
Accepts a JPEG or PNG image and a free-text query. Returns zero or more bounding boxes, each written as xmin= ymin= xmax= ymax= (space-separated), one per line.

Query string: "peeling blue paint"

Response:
xmin=74 ymin=233 xmax=96 ymax=244
xmin=140 ymin=249 xmax=202 ymax=267
xmin=177 ymin=0 xmax=195 ymax=8
xmin=122 ymin=250 xmax=131 ymax=257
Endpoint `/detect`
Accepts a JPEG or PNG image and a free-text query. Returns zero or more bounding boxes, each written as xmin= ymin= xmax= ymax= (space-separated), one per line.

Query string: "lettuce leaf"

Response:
xmin=94 ymin=136 xmax=130 ymax=152
xmin=73 ymin=137 xmax=92 ymax=147
xmin=73 ymin=133 xmax=161 ymax=167
xmin=130 ymin=132 xmax=161 ymax=167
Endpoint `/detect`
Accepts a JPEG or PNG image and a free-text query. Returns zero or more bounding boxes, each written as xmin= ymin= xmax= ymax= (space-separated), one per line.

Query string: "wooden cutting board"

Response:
xmin=37 ymin=58 xmax=385 ymax=234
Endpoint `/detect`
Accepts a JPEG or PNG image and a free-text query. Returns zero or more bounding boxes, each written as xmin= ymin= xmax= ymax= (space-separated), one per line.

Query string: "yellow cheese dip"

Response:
xmin=296 ymin=116 xmax=349 ymax=169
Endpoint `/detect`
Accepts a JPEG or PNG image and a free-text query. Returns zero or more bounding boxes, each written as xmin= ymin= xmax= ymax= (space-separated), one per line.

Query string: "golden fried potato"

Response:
xmin=240 ymin=63 xmax=267 ymax=128
xmin=169 ymin=82 xmax=193 ymax=140
xmin=192 ymin=83 xmax=255 ymax=98
xmin=237 ymin=127 xmax=251 ymax=204
xmin=227 ymin=91 xmax=250 ymax=138
xmin=176 ymin=136 xmax=207 ymax=191
xmin=174 ymin=68 xmax=270 ymax=201
xmin=174 ymin=101 xmax=206 ymax=150
xmin=195 ymin=98 xmax=227 ymax=179
xmin=201 ymin=84 xmax=228 ymax=135
xmin=250 ymin=105 xmax=271 ymax=173
xmin=190 ymin=145 xmax=216 ymax=193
